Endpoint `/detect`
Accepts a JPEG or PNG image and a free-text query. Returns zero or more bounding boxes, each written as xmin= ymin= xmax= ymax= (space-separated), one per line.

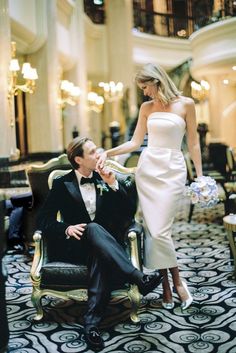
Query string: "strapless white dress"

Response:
xmin=135 ymin=112 xmax=187 ymax=269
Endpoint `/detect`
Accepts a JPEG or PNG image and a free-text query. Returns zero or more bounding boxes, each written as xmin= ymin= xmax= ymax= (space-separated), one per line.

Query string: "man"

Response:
xmin=38 ymin=137 xmax=162 ymax=352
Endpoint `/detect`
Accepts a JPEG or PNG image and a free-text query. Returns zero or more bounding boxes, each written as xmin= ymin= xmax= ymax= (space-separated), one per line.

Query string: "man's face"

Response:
xmin=75 ymin=140 xmax=99 ymax=173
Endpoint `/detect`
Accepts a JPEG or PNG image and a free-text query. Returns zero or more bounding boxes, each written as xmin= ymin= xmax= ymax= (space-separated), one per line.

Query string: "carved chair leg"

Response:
xmin=127 ymin=285 xmax=141 ymax=323
xmin=31 ymin=288 xmax=44 ymax=321
xmin=188 ymin=204 xmax=194 ymax=223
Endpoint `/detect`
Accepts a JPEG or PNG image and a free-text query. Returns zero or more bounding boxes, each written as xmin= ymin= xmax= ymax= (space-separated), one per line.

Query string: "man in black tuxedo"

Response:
xmin=38 ymin=137 xmax=162 ymax=351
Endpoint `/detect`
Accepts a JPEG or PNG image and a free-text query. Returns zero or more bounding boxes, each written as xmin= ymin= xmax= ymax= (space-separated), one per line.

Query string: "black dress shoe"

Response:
xmin=138 ymin=272 xmax=163 ymax=296
xmin=84 ymin=326 xmax=104 ymax=351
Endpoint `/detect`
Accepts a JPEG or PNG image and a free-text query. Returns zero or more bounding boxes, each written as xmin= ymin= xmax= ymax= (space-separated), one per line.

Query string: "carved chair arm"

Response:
xmin=30 ymin=230 xmax=43 ymax=283
xmin=126 ymin=221 xmax=143 ymax=271
xmin=126 ymin=222 xmax=143 ymax=237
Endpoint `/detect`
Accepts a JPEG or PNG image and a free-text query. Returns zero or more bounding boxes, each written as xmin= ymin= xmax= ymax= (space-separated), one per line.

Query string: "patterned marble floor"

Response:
xmin=4 ymin=199 xmax=236 ymax=353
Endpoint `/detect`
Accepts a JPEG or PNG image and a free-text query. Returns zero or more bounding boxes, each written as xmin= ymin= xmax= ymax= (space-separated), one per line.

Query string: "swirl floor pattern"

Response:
xmin=4 ymin=199 xmax=236 ymax=353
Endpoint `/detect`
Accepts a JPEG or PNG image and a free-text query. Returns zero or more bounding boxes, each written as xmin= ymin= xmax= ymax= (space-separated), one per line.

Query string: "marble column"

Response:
xmin=0 ymin=0 xmax=17 ymax=162
xmin=207 ymin=75 xmax=236 ymax=147
xmin=105 ymin=0 xmax=137 ymax=135
xmin=26 ymin=0 xmax=62 ymax=154
xmin=73 ymin=0 xmax=90 ymax=138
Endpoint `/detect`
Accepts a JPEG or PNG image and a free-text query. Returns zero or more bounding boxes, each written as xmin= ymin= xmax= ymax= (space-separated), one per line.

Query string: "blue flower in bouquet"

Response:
xmin=186 ymin=176 xmax=219 ymax=208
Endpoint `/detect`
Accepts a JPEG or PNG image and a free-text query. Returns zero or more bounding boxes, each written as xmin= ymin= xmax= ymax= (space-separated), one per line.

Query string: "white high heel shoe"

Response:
xmin=181 ymin=281 xmax=193 ymax=310
xmin=162 ymin=301 xmax=175 ymax=310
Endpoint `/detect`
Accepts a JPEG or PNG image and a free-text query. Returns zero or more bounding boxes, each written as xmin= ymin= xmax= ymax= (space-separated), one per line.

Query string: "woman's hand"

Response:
xmin=96 ymin=151 xmax=107 ymax=169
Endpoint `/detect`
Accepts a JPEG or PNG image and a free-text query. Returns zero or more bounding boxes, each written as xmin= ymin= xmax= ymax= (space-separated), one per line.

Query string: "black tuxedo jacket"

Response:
xmin=38 ymin=170 xmax=137 ymax=261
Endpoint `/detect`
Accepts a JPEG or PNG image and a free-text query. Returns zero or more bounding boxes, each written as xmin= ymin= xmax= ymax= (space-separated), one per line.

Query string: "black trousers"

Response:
xmin=83 ymin=222 xmax=141 ymax=327
xmin=5 ymin=200 xmax=23 ymax=244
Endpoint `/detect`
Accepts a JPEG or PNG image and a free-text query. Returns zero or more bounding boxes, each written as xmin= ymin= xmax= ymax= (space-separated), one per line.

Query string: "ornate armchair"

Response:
xmin=23 ymin=154 xmax=71 ymax=245
xmin=30 ymin=160 xmax=143 ymax=323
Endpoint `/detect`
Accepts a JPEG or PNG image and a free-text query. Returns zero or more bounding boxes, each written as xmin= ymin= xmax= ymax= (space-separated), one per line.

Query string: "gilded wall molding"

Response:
xmin=10 ymin=0 xmax=47 ymax=54
xmin=133 ymin=31 xmax=191 ymax=70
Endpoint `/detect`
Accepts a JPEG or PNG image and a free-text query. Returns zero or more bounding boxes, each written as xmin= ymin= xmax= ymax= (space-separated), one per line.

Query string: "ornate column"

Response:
xmin=105 ymin=0 xmax=137 ymax=135
xmin=207 ymin=75 xmax=236 ymax=147
xmin=0 ymin=0 xmax=17 ymax=162
xmin=26 ymin=0 xmax=62 ymax=154
xmin=190 ymin=18 xmax=236 ymax=147
xmin=69 ymin=0 xmax=90 ymax=140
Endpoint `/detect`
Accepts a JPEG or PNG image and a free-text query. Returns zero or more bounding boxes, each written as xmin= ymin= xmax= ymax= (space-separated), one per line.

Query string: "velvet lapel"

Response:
xmin=94 ymin=171 xmax=103 ymax=216
xmin=64 ymin=171 xmax=91 ymax=222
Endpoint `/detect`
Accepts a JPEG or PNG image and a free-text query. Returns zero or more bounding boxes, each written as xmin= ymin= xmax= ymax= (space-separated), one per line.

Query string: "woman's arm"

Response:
xmin=185 ymin=98 xmax=203 ymax=178
xmin=97 ymin=103 xmax=148 ymax=167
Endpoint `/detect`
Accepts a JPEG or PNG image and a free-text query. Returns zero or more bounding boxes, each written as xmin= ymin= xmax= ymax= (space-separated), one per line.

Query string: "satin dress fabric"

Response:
xmin=135 ymin=112 xmax=187 ymax=269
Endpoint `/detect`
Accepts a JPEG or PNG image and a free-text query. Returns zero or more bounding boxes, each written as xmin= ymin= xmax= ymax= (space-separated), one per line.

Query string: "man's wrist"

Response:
xmin=65 ymin=226 xmax=71 ymax=239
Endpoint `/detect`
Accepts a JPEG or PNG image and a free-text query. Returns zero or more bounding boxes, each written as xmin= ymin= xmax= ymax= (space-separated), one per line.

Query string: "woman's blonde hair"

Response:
xmin=135 ymin=63 xmax=181 ymax=105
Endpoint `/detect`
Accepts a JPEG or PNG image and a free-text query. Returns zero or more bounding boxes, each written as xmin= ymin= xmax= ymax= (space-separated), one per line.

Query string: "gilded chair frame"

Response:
xmin=31 ymin=160 xmax=143 ymax=323
xmin=27 ymin=154 xmax=69 ymax=172
xmin=24 ymin=154 xmax=71 ymax=245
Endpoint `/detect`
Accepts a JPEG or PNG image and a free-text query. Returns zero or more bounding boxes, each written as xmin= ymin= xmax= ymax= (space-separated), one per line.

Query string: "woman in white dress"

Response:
xmin=97 ymin=63 xmax=203 ymax=310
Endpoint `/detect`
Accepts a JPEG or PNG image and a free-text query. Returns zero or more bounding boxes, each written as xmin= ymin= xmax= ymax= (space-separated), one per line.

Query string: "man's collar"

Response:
xmin=75 ymin=170 xmax=93 ymax=183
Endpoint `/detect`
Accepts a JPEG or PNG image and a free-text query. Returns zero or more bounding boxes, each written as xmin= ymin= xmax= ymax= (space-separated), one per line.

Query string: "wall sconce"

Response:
xmin=87 ymin=81 xmax=104 ymax=113
xmin=87 ymin=91 xmax=104 ymax=113
xmin=98 ymin=81 xmax=123 ymax=102
xmin=58 ymin=80 xmax=81 ymax=109
xmin=8 ymin=41 xmax=38 ymax=100
xmin=191 ymin=80 xmax=210 ymax=101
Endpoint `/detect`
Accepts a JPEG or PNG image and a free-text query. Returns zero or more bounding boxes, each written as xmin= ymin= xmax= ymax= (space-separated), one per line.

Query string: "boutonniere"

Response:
xmin=96 ymin=181 xmax=109 ymax=196
xmin=124 ymin=176 xmax=133 ymax=188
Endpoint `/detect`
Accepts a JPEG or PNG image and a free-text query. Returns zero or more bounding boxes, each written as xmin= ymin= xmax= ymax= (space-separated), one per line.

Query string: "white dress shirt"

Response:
xmin=75 ymin=170 xmax=119 ymax=221
xmin=65 ymin=171 xmax=119 ymax=238
xmin=75 ymin=170 xmax=96 ymax=220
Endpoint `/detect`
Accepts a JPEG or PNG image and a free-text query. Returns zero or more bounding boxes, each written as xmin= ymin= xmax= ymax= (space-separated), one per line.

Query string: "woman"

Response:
xmin=97 ymin=63 xmax=202 ymax=309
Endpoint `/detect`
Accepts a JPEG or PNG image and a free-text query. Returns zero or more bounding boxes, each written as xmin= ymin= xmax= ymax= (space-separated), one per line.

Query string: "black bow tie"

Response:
xmin=80 ymin=176 xmax=96 ymax=185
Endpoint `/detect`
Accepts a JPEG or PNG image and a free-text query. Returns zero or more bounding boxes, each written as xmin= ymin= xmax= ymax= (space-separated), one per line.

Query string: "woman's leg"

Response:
xmin=161 ymin=269 xmax=173 ymax=303
xmin=169 ymin=266 xmax=189 ymax=302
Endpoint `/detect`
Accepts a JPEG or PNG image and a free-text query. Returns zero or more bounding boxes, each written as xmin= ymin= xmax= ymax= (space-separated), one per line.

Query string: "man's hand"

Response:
xmin=96 ymin=151 xmax=107 ymax=169
xmin=66 ymin=223 xmax=87 ymax=240
xmin=97 ymin=165 xmax=116 ymax=186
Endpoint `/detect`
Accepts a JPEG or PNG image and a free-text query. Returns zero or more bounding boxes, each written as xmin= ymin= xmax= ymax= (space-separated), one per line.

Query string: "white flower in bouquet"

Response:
xmin=186 ymin=176 xmax=219 ymax=208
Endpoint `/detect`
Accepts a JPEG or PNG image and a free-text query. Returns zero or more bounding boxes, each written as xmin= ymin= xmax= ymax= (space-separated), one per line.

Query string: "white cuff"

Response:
xmin=108 ymin=180 xmax=119 ymax=191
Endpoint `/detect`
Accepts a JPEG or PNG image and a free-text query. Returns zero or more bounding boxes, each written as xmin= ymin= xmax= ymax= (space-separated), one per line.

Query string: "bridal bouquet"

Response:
xmin=186 ymin=176 xmax=219 ymax=208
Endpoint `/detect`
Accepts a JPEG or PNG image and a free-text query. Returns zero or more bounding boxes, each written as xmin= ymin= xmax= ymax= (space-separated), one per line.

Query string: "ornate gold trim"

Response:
xmin=48 ymin=169 xmax=71 ymax=189
xmin=223 ymin=214 xmax=236 ymax=231
xmin=27 ymin=154 xmax=69 ymax=172
xmin=105 ymin=159 xmax=136 ymax=174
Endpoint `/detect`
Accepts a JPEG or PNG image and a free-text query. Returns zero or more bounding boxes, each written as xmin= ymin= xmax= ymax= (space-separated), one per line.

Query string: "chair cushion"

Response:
xmin=41 ymin=262 xmax=88 ymax=289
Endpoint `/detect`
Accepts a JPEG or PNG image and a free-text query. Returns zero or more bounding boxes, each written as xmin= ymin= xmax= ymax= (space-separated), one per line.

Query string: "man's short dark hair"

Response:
xmin=67 ymin=137 xmax=91 ymax=169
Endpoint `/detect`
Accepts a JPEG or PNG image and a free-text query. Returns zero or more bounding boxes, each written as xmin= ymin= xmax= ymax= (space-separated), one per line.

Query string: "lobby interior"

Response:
xmin=0 ymin=1 xmax=236 ymax=352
